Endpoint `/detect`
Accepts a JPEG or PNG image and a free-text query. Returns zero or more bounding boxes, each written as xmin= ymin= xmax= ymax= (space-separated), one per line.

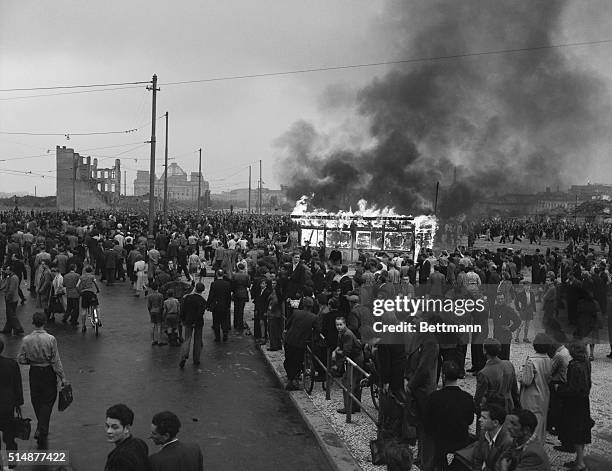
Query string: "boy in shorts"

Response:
xmin=147 ymin=283 xmax=164 ymax=345
xmin=163 ymin=289 xmax=181 ymax=346
xmin=77 ymin=265 xmax=100 ymax=332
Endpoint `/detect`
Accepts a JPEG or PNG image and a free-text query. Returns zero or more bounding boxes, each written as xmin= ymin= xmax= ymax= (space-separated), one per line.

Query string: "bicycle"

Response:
xmin=89 ymin=304 xmax=102 ymax=337
xmin=81 ymin=292 xmax=102 ymax=337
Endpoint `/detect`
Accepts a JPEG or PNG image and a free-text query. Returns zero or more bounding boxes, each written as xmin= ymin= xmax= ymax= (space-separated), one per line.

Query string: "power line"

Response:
xmin=0 ymin=80 xmax=150 ymax=93
xmin=159 ymin=38 xmax=612 ymax=86
xmin=0 ymin=129 xmax=140 ymax=137
xmin=1 ymin=37 xmax=609 ymax=101
xmin=0 ymin=85 xmax=147 ymax=102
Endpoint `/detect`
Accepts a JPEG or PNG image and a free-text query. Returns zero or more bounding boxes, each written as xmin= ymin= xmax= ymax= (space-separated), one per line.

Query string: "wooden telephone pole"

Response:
xmin=147 ymin=74 xmax=159 ymax=234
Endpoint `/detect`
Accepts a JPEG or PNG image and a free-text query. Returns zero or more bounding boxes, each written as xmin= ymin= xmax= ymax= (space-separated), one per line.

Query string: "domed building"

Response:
xmin=133 ymin=162 xmax=209 ymax=201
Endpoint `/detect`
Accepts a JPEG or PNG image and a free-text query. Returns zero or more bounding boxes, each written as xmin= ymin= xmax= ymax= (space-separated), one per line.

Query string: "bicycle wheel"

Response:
xmin=370 ymin=382 xmax=380 ymax=410
xmin=302 ymin=351 xmax=315 ymax=395
xmin=93 ymin=309 xmax=99 ymax=337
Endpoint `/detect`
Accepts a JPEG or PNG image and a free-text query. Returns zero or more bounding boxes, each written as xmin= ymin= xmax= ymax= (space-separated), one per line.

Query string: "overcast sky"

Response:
xmin=2 ymin=1 xmax=612 ymax=198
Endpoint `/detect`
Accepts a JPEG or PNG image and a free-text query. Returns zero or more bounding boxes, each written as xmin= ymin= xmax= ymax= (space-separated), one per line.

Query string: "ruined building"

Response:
xmin=56 ymin=146 xmax=121 ymax=210
xmin=133 ymin=162 xmax=209 ymax=201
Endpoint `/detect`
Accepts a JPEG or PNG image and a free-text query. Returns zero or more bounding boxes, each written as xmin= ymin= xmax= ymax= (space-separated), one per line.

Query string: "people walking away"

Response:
xmin=77 ymin=265 xmax=100 ymax=332
xmin=207 ymin=269 xmax=232 ymax=342
xmin=179 ymin=283 xmax=207 ymax=368
xmin=163 ymin=290 xmax=181 ymax=346
xmin=231 ymin=263 xmax=250 ymax=333
xmin=149 ymin=411 xmax=203 ymax=471
xmin=147 ymin=283 xmax=165 ymax=346
xmin=1 ymin=265 xmax=25 ymax=335
xmin=104 ymin=404 xmax=151 ymax=471
xmin=62 ymin=264 xmax=81 ymax=325
xmin=17 ymin=312 xmax=68 ymax=449
xmin=0 ymin=338 xmax=24 ymax=463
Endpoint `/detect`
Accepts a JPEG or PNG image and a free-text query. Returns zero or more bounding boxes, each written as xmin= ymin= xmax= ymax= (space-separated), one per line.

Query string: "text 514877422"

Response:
xmin=1 ymin=450 xmax=70 ymax=466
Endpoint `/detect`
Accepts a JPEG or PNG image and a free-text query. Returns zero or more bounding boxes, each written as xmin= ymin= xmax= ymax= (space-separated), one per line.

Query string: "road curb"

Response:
xmin=258 ymin=345 xmax=363 ymax=471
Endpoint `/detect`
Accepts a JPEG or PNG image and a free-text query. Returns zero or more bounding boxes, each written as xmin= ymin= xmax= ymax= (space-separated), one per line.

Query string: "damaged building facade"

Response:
xmin=56 ymin=146 xmax=121 ymax=210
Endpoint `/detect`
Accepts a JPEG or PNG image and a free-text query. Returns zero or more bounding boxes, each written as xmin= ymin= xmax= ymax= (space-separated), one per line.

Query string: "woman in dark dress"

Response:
xmin=556 ymin=341 xmax=594 ymax=471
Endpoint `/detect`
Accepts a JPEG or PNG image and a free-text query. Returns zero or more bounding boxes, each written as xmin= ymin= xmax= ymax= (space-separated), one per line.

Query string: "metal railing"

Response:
xmin=305 ymin=340 xmax=377 ymax=425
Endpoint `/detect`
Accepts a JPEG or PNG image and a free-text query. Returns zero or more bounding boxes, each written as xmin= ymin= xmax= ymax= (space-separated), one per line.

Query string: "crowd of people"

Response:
xmin=0 ymin=208 xmax=609 ymax=471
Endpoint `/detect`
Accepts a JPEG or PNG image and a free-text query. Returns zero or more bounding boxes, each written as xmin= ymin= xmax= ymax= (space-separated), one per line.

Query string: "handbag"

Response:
xmin=370 ymin=437 xmax=386 ymax=465
xmin=58 ymin=383 xmax=73 ymax=411
xmin=13 ymin=407 xmax=31 ymax=440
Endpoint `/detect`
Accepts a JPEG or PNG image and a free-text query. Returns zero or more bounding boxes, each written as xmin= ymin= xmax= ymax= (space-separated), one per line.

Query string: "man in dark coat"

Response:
xmin=104 ymin=246 xmax=118 ymax=286
xmin=403 ymin=315 xmax=439 ymax=470
xmin=179 ymin=283 xmax=207 ymax=368
xmin=424 ymin=360 xmax=474 ymax=470
xmin=253 ymin=278 xmax=272 ymax=342
xmin=286 ymin=252 xmax=307 ymax=300
xmin=149 ymin=411 xmax=203 ymax=471
xmin=206 ymin=269 xmax=232 ymax=342
xmin=0 ymin=338 xmax=23 ymax=459
xmin=283 ymin=297 xmax=319 ymax=390
xmin=105 ymin=404 xmax=151 ymax=471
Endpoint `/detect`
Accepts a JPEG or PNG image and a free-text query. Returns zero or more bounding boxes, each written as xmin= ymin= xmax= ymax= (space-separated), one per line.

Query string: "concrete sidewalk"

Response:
xmin=258 ymin=345 xmax=364 ymax=471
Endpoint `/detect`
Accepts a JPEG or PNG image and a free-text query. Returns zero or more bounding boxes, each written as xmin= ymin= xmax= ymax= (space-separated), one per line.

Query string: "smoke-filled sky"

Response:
xmin=2 ymin=1 xmax=612 ymax=208
xmin=275 ymin=0 xmax=612 ymax=216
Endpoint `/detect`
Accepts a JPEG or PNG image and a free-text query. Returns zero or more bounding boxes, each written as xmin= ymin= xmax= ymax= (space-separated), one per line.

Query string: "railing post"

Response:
xmin=325 ymin=348 xmax=331 ymax=400
xmin=346 ymin=361 xmax=352 ymax=424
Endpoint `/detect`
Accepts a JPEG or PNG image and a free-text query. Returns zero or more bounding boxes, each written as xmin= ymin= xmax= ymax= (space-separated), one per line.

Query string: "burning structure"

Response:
xmin=291 ymin=197 xmax=436 ymax=262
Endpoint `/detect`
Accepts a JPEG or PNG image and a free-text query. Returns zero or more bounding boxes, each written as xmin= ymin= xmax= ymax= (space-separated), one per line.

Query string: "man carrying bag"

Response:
xmin=0 ymin=338 xmax=24 ymax=464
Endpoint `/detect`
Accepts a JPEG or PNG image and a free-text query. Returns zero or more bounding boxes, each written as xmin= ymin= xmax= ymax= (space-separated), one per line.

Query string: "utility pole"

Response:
xmin=197 ymin=148 xmax=202 ymax=212
xmin=434 ymin=181 xmax=439 ymax=215
xmin=163 ymin=111 xmax=169 ymax=222
xmin=258 ymin=159 xmax=262 ymax=215
xmin=72 ymin=155 xmax=77 ymax=212
xmin=123 ymin=171 xmax=126 ymax=196
xmin=147 ymin=74 xmax=159 ymax=235
xmin=248 ymin=165 xmax=251 ymax=212
xmin=34 ymin=186 xmax=37 ymax=197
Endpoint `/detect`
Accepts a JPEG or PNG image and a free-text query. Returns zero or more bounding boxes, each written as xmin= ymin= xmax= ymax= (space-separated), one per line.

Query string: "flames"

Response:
xmin=292 ymin=195 xmax=401 ymax=218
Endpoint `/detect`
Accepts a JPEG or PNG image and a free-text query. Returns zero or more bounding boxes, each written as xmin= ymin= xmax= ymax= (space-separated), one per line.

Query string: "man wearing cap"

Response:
xmin=283 ymin=296 xmax=319 ymax=391
xmin=206 ymin=270 xmax=232 ymax=342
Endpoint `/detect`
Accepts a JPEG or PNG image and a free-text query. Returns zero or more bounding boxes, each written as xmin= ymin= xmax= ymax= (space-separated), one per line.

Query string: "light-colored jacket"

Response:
xmin=519 ymin=352 xmax=552 ymax=442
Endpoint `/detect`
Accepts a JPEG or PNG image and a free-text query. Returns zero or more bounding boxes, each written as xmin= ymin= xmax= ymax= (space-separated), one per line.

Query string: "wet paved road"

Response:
xmin=1 ymin=278 xmax=332 ymax=471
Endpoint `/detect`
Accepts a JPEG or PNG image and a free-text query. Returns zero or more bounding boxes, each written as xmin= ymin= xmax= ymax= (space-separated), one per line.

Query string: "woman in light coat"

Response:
xmin=133 ymin=256 xmax=147 ymax=297
xmin=519 ymin=332 xmax=552 ymax=442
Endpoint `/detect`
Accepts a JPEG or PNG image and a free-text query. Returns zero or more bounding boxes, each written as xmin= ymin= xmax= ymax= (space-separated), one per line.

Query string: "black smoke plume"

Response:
xmin=275 ymin=0 xmax=611 ymax=216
